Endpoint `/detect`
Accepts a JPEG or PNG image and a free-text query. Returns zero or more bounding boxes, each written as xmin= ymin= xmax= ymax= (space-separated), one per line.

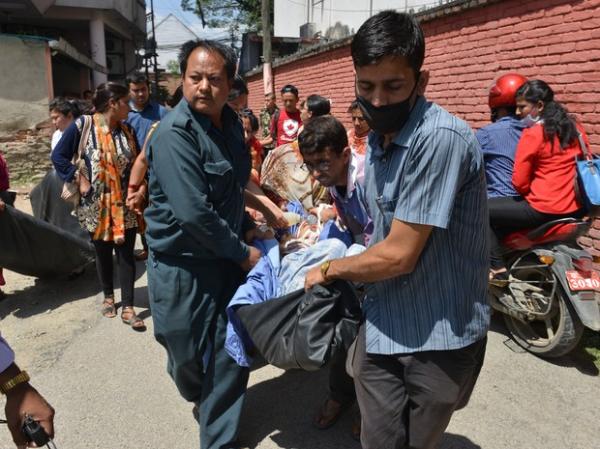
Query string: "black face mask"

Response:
xmin=356 ymin=75 xmax=420 ymax=135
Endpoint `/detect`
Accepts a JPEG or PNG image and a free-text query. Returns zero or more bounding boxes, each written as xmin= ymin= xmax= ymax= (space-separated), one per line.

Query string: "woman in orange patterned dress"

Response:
xmin=52 ymin=83 xmax=145 ymax=330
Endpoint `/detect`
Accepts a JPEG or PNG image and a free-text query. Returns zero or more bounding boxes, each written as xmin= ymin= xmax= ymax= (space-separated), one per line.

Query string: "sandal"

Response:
xmin=101 ymin=297 xmax=117 ymax=318
xmin=121 ymin=307 xmax=146 ymax=331
xmin=314 ymin=398 xmax=346 ymax=430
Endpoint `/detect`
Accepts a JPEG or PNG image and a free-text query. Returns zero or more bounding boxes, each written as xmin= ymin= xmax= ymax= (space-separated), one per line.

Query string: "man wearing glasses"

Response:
xmin=298 ymin=115 xmax=372 ymax=439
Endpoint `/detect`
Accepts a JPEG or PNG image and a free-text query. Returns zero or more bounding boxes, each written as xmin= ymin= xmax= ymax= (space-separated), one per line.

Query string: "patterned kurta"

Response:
xmin=52 ymin=116 xmax=138 ymax=234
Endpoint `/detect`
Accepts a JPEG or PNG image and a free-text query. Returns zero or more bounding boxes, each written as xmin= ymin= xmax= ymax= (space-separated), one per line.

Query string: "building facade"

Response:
xmin=0 ymin=0 xmax=146 ymax=132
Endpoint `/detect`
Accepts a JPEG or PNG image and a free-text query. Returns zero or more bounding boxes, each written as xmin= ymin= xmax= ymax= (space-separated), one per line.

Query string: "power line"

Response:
xmin=281 ymin=0 xmax=453 ymax=13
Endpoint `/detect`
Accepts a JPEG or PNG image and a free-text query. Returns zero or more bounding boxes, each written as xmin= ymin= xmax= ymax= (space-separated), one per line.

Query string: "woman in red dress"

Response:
xmin=488 ymin=79 xmax=588 ymax=278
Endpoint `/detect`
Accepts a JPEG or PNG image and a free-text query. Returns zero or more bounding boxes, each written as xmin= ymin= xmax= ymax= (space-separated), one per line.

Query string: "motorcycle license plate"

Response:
xmin=565 ymin=270 xmax=600 ymax=292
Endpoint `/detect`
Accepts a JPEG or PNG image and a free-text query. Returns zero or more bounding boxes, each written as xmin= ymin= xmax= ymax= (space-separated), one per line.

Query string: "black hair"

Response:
xmin=92 ymin=82 xmax=129 ymax=113
xmin=306 ymin=95 xmax=330 ymax=117
xmin=265 ymin=92 xmax=276 ymax=99
xmin=280 ymin=84 xmax=299 ymax=97
xmin=49 ymin=97 xmax=81 ymax=118
xmin=516 ymin=80 xmax=578 ymax=149
xmin=490 ymin=106 xmax=517 ymax=123
xmin=241 ymin=110 xmax=259 ymax=132
xmin=298 ymin=115 xmax=348 ymax=156
xmin=351 ymin=11 xmax=425 ymax=75
xmin=83 ymin=90 xmax=93 ymax=97
xmin=126 ymin=73 xmax=149 ymax=86
xmin=347 ymin=99 xmax=360 ymax=113
xmin=228 ymin=75 xmax=249 ymax=101
xmin=167 ymin=84 xmax=183 ymax=108
xmin=178 ymin=39 xmax=237 ymax=80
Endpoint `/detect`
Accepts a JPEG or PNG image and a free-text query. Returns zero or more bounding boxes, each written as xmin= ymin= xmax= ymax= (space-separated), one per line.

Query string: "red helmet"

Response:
xmin=488 ymin=73 xmax=527 ymax=109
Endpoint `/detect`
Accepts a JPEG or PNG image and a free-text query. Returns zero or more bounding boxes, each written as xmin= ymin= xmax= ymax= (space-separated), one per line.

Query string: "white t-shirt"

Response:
xmin=51 ymin=129 xmax=63 ymax=152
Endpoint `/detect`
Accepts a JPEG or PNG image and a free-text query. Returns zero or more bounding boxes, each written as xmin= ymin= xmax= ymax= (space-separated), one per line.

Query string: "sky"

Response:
xmin=150 ymin=0 xmax=230 ymax=41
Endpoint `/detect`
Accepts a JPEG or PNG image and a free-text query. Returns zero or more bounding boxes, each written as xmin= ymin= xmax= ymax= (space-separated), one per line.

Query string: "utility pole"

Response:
xmin=150 ymin=0 xmax=159 ymax=98
xmin=261 ymin=0 xmax=273 ymax=95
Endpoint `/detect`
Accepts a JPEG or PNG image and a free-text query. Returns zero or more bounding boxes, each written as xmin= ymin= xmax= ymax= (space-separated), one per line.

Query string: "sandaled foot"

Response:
xmin=121 ymin=307 xmax=146 ymax=331
xmin=101 ymin=297 xmax=117 ymax=318
xmin=314 ymin=398 xmax=345 ymax=430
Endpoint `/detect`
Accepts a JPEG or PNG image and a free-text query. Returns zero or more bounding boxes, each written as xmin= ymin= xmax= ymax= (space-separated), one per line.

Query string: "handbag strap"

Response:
xmin=75 ymin=115 xmax=92 ymax=162
xmin=577 ymin=132 xmax=592 ymax=160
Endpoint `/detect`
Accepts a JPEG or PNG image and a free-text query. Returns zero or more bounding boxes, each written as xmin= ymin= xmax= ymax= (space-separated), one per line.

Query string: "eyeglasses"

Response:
xmin=301 ymin=161 xmax=331 ymax=173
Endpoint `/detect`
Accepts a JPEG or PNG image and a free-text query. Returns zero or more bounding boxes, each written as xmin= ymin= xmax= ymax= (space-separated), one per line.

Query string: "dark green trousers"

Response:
xmin=148 ymin=252 xmax=249 ymax=449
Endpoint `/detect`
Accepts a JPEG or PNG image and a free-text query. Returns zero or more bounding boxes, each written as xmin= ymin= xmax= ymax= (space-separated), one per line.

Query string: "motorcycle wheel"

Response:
xmin=503 ymin=268 xmax=584 ymax=358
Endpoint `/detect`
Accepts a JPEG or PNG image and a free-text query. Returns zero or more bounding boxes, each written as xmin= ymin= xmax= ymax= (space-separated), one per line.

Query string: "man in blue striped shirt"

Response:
xmin=305 ymin=11 xmax=489 ymax=449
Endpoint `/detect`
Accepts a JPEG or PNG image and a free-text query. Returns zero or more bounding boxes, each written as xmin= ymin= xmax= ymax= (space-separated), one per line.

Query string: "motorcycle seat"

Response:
xmin=502 ymin=217 xmax=590 ymax=250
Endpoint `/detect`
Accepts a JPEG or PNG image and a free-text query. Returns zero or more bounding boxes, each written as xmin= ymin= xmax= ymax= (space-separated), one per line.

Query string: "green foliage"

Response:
xmin=582 ymin=329 xmax=600 ymax=369
xmin=181 ymin=0 xmax=264 ymax=31
xmin=166 ymin=60 xmax=180 ymax=75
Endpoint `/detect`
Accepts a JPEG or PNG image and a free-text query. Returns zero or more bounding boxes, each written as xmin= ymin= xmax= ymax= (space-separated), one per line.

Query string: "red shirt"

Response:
xmin=0 ymin=151 xmax=9 ymax=192
xmin=512 ymin=123 xmax=588 ymax=214
xmin=271 ymin=109 xmax=302 ymax=147
xmin=248 ymin=136 xmax=263 ymax=172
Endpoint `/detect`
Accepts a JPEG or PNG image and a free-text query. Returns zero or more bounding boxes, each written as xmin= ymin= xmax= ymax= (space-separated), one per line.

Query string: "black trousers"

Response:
xmin=352 ymin=324 xmax=486 ymax=449
xmin=328 ymin=347 xmax=356 ymax=406
xmin=488 ymin=196 xmax=582 ymax=268
xmin=91 ymin=228 xmax=136 ymax=307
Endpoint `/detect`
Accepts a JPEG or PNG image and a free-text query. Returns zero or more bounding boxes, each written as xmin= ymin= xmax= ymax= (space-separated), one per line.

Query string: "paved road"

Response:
xmin=0 ymin=263 xmax=599 ymax=449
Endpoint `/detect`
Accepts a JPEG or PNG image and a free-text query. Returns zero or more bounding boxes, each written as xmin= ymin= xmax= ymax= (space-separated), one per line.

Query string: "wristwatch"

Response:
xmin=320 ymin=260 xmax=332 ymax=282
xmin=0 ymin=370 xmax=30 ymax=395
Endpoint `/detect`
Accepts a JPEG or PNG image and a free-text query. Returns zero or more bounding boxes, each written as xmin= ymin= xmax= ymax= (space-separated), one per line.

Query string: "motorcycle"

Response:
xmin=488 ymin=217 xmax=600 ymax=358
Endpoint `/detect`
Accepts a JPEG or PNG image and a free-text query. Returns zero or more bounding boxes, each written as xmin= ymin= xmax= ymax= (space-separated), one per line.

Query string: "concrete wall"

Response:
xmin=0 ymin=35 xmax=51 ymax=135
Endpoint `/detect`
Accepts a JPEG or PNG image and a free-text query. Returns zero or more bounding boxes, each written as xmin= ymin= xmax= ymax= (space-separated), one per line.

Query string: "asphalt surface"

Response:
xmin=1 ymin=263 xmax=599 ymax=449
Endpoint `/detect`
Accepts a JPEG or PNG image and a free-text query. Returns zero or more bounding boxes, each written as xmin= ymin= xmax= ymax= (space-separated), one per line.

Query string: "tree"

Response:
xmin=181 ymin=0 xmax=264 ymax=31
xmin=166 ymin=60 xmax=180 ymax=75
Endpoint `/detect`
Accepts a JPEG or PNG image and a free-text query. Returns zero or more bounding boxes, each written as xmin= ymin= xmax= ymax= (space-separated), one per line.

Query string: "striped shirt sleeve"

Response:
xmin=394 ymin=127 xmax=471 ymax=229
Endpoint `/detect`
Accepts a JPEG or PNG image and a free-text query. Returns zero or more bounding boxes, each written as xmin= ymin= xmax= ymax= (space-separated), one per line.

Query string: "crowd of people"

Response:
xmin=0 ymin=8 xmax=593 ymax=449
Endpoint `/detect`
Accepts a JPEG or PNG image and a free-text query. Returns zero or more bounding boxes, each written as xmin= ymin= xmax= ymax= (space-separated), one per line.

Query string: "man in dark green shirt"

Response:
xmin=145 ymin=39 xmax=261 ymax=449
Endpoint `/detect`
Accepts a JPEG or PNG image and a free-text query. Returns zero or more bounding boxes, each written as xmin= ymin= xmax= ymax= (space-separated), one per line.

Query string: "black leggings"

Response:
xmin=488 ymin=196 xmax=583 ymax=268
xmin=91 ymin=228 xmax=137 ymax=307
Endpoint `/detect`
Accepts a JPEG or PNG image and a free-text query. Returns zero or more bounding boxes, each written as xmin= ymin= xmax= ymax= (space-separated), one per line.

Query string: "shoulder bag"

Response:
xmin=575 ymin=132 xmax=600 ymax=211
xmin=61 ymin=115 xmax=92 ymax=205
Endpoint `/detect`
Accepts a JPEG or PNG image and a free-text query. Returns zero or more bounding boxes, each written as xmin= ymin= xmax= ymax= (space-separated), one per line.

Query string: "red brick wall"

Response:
xmin=246 ymin=0 xmax=600 ymax=261
xmin=247 ymin=44 xmax=356 ymax=125
xmin=247 ymin=0 xmax=600 ymax=142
